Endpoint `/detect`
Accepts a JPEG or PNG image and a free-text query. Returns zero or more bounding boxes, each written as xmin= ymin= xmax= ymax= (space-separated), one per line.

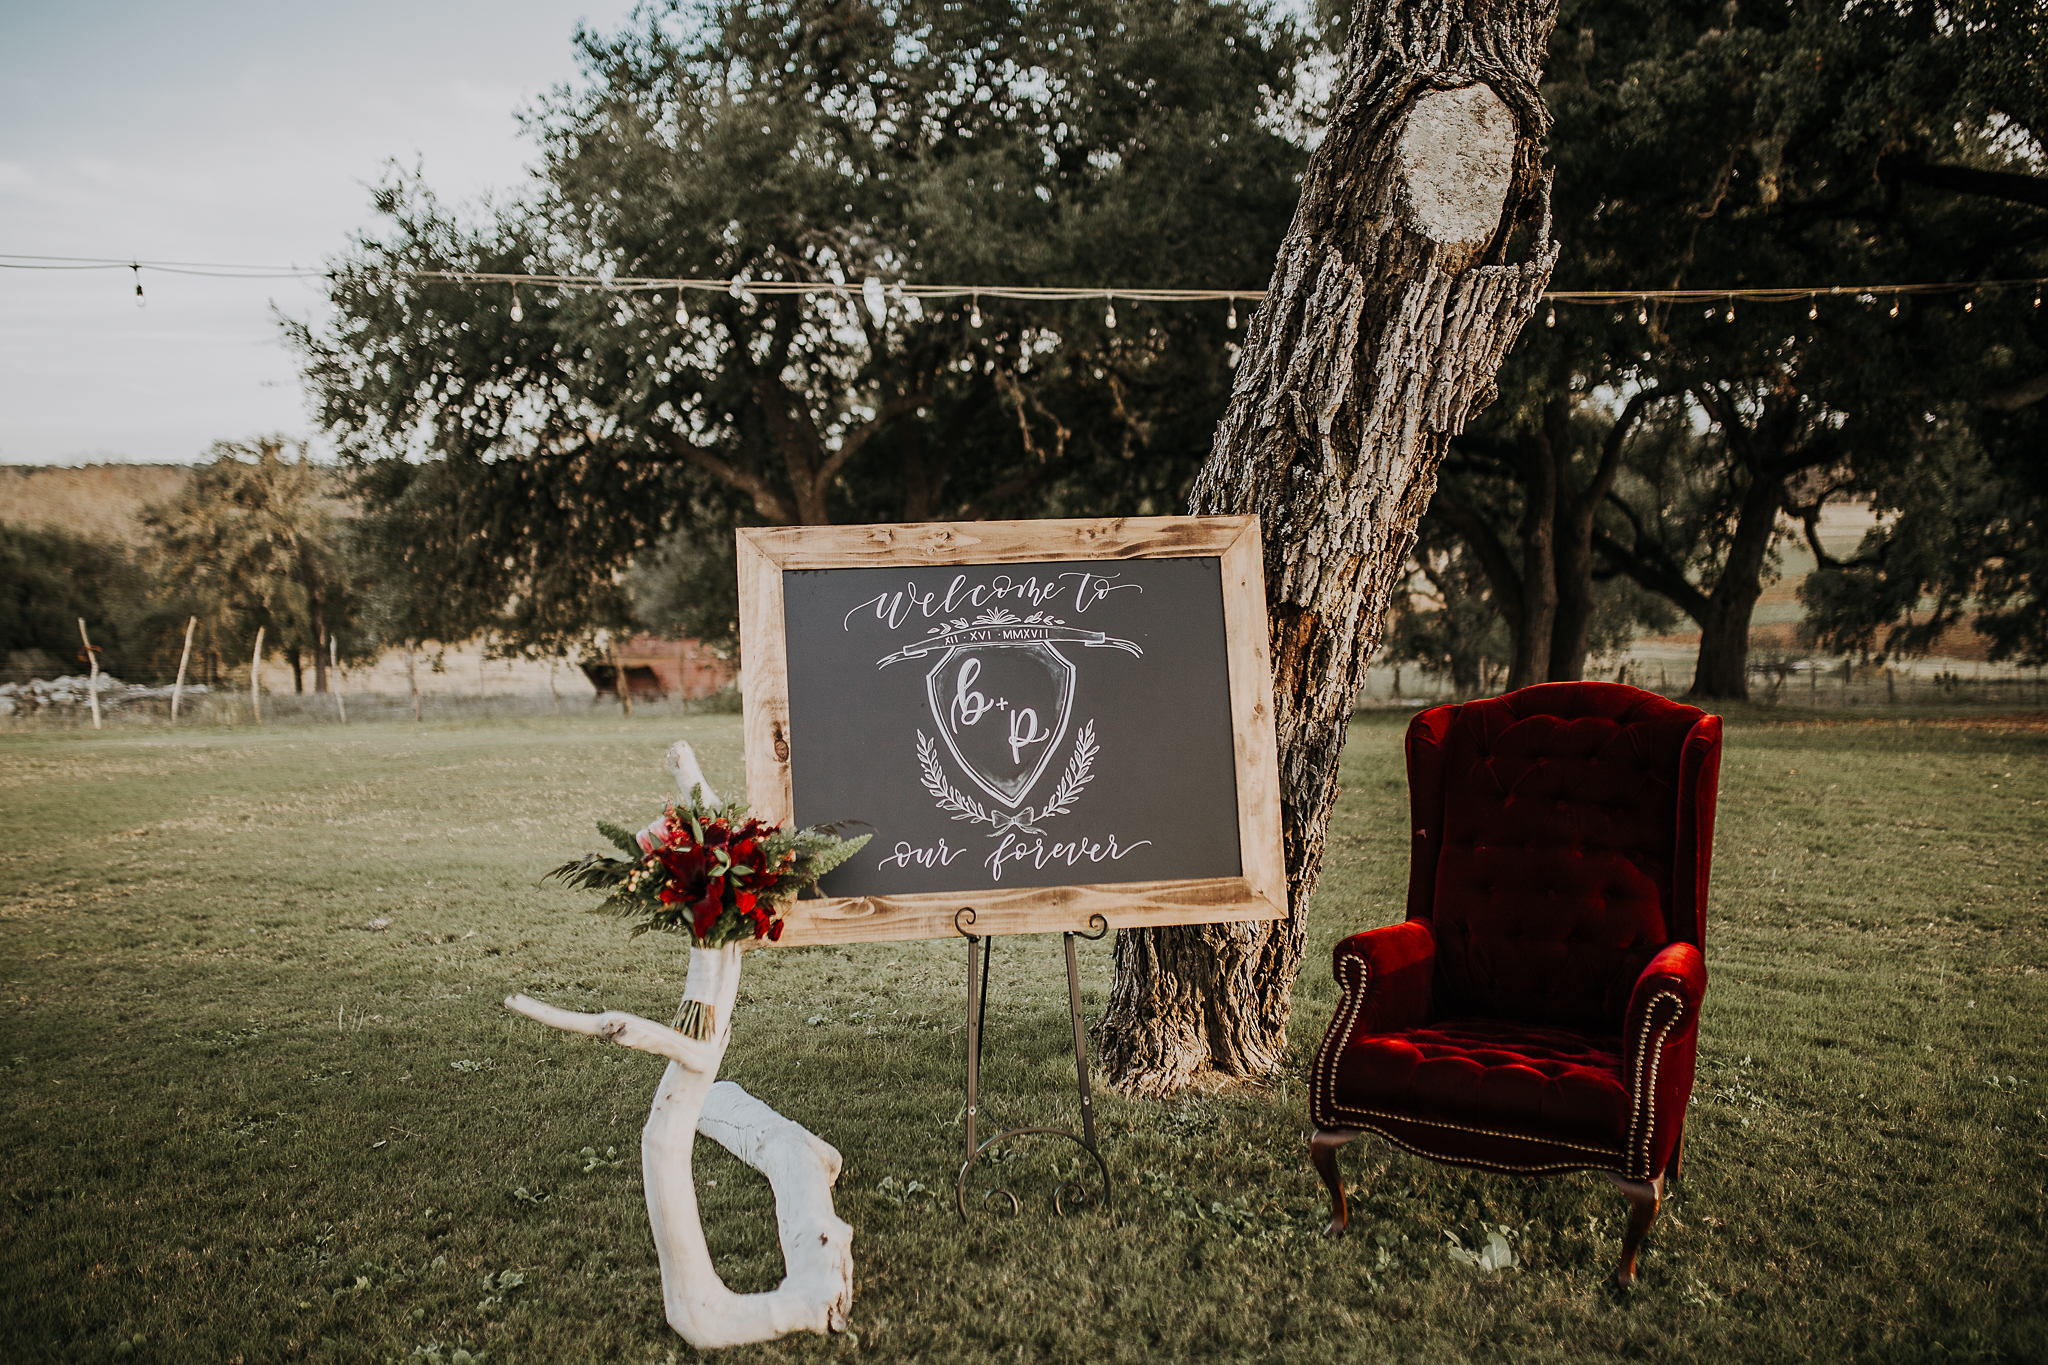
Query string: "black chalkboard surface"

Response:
xmin=737 ymin=516 xmax=1283 ymax=944
xmin=781 ymin=556 xmax=1243 ymax=899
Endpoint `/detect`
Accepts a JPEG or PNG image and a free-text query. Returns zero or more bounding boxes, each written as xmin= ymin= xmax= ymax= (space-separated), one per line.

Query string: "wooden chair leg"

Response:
xmin=1602 ymin=1170 xmax=1665 ymax=1289
xmin=1309 ymin=1128 xmax=1360 ymax=1237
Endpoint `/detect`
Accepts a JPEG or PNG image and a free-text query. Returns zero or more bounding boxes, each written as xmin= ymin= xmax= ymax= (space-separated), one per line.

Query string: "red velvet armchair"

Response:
xmin=1309 ymin=682 xmax=1721 ymax=1287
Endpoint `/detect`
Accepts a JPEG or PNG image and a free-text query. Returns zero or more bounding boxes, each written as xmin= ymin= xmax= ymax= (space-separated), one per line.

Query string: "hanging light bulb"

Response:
xmin=675 ymin=295 xmax=688 ymax=325
xmin=131 ymin=264 xmax=145 ymax=308
xmin=510 ymin=290 xmax=524 ymax=323
xmin=1963 ymin=298 xmax=1974 ymax=313
xmin=1724 ymin=300 xmax=1736 ymax=323
xmin=1227 ymin=296 xmax=1238 ymax=330
xmin=1890 ymin=299 xmax=1900 ymax=318
xmin=1807 ymin=299 xmax=1818 ymax=321
xmin=969 ymin=293 xmax=982 ymax=329
xmin=1546 ymin=305 xmax=1556 ymax=328
xmin=1104 ymin=294 xmax=1117 ymax=329
xmin=1703 ymin=307 xmax=1716 ymax=320
xmin=1637 ymin=302 xmax=1649 ymax=325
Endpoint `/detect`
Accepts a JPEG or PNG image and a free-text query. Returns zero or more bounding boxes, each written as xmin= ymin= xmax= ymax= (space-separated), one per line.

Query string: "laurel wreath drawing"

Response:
xmin=918 ymin=720 xmax=1097 ymax=837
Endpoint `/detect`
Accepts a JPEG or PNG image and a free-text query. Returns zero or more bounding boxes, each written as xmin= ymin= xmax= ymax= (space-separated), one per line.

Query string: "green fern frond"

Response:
xmin=596 ymin=819 xmax=643 ymax=856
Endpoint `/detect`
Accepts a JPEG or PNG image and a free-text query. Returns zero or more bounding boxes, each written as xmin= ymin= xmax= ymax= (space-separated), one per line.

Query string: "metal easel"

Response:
xmin=952 ymin=907 xmax=1114 ymax=1219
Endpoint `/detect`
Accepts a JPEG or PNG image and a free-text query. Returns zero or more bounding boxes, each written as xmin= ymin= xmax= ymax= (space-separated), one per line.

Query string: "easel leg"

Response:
xmin=1063 ymin=931 xmax=1099 ymax=1153
xmin=962 ymin=930 xmax=984 ymax=1165
xmin=953 ymin=915 xmax=1114 ymax=1220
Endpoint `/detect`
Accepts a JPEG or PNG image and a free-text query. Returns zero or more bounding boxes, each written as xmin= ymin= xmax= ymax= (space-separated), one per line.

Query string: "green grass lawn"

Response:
xmin=2 ymin=707 xmax=2043 ymax=1363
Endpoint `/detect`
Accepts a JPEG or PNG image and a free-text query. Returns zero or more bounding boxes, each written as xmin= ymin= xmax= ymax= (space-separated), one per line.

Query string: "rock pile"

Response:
xmin=0 ymin=676 xmax=210 ymax=716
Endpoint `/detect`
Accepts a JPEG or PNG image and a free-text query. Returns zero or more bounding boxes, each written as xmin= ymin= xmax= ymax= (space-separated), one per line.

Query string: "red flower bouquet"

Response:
xmin=546 ymin=789 xmax=867 ymax=1036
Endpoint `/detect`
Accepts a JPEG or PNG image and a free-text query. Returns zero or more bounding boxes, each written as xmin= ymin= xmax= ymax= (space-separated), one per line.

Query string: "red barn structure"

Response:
xmin=582 ymin=636 xmax=735 ymax=701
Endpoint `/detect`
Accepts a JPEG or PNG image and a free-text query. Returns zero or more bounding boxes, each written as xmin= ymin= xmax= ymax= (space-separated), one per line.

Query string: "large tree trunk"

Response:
xmin=1689 ymin=467 xmax=1780 ymax=700
xmin=1550 ymin=388 xmax=1658 ymax=680
xmin=1099 ymin=0 xmax=1560 ymax=1097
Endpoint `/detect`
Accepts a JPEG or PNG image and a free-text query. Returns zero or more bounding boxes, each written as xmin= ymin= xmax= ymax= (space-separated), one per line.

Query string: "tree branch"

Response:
xmin=1593 ymin=516 xmax=1711 ymax=625
xmin=1987 ymin=370 xmax=2048 ymax=412
xmin=1579 ymin=387 xmax=1662 ymax=516
xmin=815 ymin=387 xmax=929 ymax=489
xmin=1429 ymin=491 xmax=1526 ymax=630
xmin=655 ymin=430 xmax=797 ymax=523
xmin=1881 ymin=157 xmax=2048 ymax=211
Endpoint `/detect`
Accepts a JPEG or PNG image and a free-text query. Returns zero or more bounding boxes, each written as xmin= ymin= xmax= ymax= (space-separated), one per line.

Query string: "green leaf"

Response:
xmin=596 ymin=819 xmax=643 ymax=856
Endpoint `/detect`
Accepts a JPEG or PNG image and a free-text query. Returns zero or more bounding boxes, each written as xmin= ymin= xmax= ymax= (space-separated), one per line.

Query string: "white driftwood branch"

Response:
xmin=503 ymin=740 xmax=854 ymax=1348
xmin=666 ymin=739 xmax=717 ymax=805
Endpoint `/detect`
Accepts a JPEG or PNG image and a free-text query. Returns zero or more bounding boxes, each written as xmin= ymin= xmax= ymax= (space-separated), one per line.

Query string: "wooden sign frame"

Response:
xmin=736 ymin=515 xmax=1285 ymax=945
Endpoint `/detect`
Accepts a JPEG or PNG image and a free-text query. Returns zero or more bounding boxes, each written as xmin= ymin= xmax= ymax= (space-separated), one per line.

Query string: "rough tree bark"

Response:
xmin=1099 ymin=0 xmax=1560 ymax=1096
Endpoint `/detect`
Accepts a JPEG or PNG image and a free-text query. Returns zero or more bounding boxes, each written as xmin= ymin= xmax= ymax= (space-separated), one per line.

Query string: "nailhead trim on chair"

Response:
xmin=1310 ymin=952 xmax=1371 ymax=1133
xmin=1624 ymin=990 xmax=1684 ymax=1180
xmin=1341 ymin=1119 xmax=1624 ymax=1177
xmin=1325 ymin=1104 xmax=1627 ymax=1166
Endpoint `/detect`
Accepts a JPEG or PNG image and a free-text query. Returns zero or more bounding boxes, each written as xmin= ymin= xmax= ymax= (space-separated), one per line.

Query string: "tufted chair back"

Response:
xmin=1404 ymin=682 xmax=1721 ymax=1032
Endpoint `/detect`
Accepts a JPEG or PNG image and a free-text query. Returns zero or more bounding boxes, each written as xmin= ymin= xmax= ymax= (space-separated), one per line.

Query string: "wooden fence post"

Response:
xmin=78 ymin=618 xmax=101 ymax=730
xmin=251 ymin=626 xmax=265 ymax=724
xmin=612 ymin=636 xmax=633 ymax=717
xmin=172 ymin=616 xmax=196 ymax=722
xmin=331 ymin=636 xmax=347 ymax=725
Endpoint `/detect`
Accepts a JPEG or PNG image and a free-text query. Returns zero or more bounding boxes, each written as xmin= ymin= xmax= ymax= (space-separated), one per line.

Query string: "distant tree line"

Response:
xmin=17 ymin=0 xmax=2036 ymax=702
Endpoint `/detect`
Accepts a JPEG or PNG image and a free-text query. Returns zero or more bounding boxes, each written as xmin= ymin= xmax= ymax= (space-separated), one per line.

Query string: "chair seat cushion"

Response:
xmin=1321 ymin=1017 xmax=1630 ymax=1168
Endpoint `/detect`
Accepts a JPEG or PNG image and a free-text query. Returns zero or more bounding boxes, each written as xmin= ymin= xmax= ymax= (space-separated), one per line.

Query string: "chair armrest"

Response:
xmin=1620 ymin=941 xmax=1706 ymax=1178
xmin=1329 ymin=920 xmax=1436 ymax=1038
xmin=1623 ymin=941 xmax=1706 ymax=1061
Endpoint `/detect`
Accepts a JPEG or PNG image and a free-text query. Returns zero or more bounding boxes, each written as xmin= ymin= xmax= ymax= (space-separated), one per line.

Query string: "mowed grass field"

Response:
xmin=2 ymin=707 xmax=2043 ymax=1364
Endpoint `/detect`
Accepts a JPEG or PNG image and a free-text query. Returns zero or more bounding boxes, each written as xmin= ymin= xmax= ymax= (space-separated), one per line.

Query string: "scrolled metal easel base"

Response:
xmin=957 ymin=1126 xmax=1113 ymax=1220
xmin=953 ymin=909 xmax=1115 ymax=1221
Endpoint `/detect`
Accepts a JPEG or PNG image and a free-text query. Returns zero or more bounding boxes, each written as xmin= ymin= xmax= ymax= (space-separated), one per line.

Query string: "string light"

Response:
xmin=7 ymin=255 xmax=2046 ymax=326
xmin=1724 ymin=300 xmax=1735 ymax=323
xmin=675 ymin=296 xmax=687 ymax=325
xmin=510 ymin=290 xmax=523 ymax=322
xmin=1104 ymin=294 xmax=1117 ymax=328
xmin=969 ymin=292 xmax=982 ymax=328
xmin=1637 ymin=302 xmax=1649 ymax=325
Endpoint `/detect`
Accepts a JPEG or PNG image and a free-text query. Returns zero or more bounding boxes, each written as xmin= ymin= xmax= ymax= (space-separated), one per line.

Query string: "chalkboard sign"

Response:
xmin=737 ymin=517 xmax=1284 ymax=944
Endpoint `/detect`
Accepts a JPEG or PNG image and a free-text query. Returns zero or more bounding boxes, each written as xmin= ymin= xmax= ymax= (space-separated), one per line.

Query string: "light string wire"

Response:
xmin=3 ymin=254 xmax=2044 ymax=306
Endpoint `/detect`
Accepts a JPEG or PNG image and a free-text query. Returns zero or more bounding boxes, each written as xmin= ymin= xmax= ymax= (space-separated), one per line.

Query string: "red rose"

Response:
xmin=657 ymin=844 xmax=710 ymax=901
xmin=692 ymin=889 xmax=723 ymax=941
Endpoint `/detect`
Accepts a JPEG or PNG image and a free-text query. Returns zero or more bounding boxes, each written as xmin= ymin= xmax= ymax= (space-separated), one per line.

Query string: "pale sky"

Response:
xmin=0 ymin=0 xmax=639 ymax=465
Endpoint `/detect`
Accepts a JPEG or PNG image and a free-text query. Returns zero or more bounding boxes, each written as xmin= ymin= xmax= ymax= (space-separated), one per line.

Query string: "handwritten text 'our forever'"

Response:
xmin=877 ymin=831 xmax=1155 ymax=882
xmin=843 ymin=569 xmax=1140 ymax=633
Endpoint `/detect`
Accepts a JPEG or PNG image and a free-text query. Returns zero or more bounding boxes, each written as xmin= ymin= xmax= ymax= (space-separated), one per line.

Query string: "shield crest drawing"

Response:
xmin=924 ymin=642 xmax=1075 ymax=809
